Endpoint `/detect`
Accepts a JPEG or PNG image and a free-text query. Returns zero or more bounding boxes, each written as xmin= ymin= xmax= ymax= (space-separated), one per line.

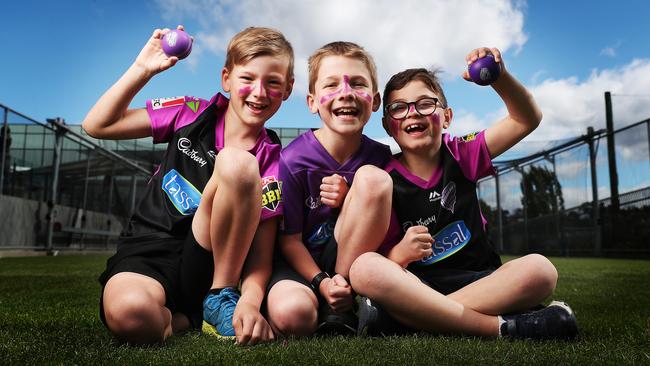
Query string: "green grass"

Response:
xmin=1 ymin=255 xmax=649 ymax=365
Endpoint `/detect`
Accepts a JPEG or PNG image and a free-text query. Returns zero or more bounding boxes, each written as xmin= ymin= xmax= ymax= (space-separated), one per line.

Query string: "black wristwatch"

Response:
xmin=310 ymin=271 xmax=330 ymax=295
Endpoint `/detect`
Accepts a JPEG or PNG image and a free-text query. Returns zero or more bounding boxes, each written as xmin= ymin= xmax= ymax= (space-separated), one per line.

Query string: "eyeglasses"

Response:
xmin=384 ymin=97 xmax=442 ymax=120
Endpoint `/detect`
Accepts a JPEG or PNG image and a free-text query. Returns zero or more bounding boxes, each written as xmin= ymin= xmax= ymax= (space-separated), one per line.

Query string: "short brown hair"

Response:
xmin=307 ymin=41 xmax=378 ymax=94
xmin=225 ymin=27 xmax=294 ymax=79
xmin=382 ymin=68 xmax=448 ymax=134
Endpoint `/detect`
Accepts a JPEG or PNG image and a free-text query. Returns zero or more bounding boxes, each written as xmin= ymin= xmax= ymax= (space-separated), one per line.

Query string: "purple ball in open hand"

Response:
xmin=468 ymin=54 xmax=501 ymax=86
xmin=161 ymin=29 xmax=193 ymax=59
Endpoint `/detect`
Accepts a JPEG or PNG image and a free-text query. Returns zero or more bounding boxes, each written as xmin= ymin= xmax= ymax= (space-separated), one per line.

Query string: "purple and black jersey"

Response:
xmin=379 ymin=131 xmax=501 ymax=271
xmin=279 ymin=130 xmax=392 ymax=256
xmin=122 ymin=93 xmax=282 ymax=240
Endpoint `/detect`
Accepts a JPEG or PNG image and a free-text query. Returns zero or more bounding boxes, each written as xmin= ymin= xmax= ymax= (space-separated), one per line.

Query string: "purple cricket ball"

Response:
xmin=468 ymin=54 xmax=501 ymax=86
xmin=161 ymin=29 xmax=193 ymax=60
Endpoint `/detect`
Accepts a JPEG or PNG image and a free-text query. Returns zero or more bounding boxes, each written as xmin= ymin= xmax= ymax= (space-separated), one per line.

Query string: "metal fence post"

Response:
xmin=0 ymin=108 xmax=8 ymax=195
xmin=587 ymin=127 xmax=601 ymax=256
xmin=45 ymin=118 xmax=65 ymax=254
xmin=495 ymin=170 xmax=504 ymax=252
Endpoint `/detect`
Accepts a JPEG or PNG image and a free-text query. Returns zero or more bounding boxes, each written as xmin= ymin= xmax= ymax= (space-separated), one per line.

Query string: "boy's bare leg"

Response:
xmin=350 ymin=252 xmax=499 ymax=336
xmin=102 ymin=272 xmax=189 ymax=344
xmin=192 ymin=147 xmax=262 ymax=287
xmin=334 ymin=165 xmax=392 ymax=278
xmin=447 ymin=254 xmax=558 ymax=315
xmin=266 ymin=280 xmax=319 ymax=336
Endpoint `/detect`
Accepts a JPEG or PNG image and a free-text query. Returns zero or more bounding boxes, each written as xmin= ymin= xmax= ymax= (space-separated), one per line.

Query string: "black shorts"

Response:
xmin=98 ymin=230 xmax=213 ymax=330
xmin=266 ymin=234 xmax=338 ymax=294
xmin=408 ymin=265 xmax=496 ymax=295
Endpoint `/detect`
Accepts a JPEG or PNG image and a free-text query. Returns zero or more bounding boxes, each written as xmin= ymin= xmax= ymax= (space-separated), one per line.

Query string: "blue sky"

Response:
xmin=2 ymin=0 xmax=650 ymax=208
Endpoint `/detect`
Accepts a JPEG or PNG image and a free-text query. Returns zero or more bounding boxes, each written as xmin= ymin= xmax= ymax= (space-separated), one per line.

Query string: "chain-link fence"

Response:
xmin=478 ymin=117 xmax=650 ymax=258
xmin=0 ymin=104 xmax=159 ymax=251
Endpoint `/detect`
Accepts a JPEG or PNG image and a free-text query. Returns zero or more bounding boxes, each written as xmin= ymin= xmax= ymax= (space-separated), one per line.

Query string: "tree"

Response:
xmin=520 ymin=165 xmax=564 ymax=218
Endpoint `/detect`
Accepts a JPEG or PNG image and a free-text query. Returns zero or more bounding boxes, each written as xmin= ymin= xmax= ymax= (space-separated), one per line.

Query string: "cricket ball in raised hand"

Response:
xmin=468 ymin=54 xmax=501 ymax=86
xmin=161 ymin=29 xmax=193 ymax=59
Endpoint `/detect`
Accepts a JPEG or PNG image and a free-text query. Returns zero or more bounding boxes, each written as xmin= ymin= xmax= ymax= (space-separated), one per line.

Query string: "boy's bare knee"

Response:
xmin=519 ymin=254 xmax=558 ymax=297
xmin=214 ymin=147 xmax=260 ymax=189
xmin=350 ymin=167 xmax=392 ymax=207
xmin=349 ymin=252 xmax=385 ymax=295
xmin=104 ymin=293 xmax=165 ymax=344
xmin=267 ymin=286 xmax=317 ymax=336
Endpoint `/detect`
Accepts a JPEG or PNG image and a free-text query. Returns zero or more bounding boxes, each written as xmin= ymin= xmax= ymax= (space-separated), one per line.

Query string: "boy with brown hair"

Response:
xmin=83 ymin=26 xmax=294 ymax=345
xmin=350 ymin=47 xmax=578 ymax=340
xmin=265 ymin=41 xmax=393 ymax=337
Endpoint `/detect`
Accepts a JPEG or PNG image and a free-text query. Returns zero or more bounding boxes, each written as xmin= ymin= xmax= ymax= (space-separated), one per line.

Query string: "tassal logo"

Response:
xmin=162 ymin=169 xmax=202 ymax=215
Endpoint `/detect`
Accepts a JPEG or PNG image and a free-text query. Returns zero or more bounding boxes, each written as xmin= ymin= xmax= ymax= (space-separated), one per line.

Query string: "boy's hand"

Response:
xmin=134 ymin=25 xmax=188 ymax=78
xmin=391 ymin=225 xmax=433 ymax=267
xmin=319 ymin=274 xmax=354 ymax=312
xmin=320 ymin=174 xmax=349 ymax=208
xmin=232 ymin=300 xmax=275 ymax=346
xmin=462 ymin=47 xmax=506 ymax=81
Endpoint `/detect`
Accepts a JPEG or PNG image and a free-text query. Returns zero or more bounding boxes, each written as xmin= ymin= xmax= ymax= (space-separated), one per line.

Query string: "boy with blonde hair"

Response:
xmin=265 ymin=41 xmax=393 ymax=336
xmin=84 ymin=26 xmax=294 ymax=345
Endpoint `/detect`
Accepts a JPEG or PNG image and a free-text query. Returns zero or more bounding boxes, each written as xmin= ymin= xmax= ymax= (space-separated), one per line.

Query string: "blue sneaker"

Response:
xmin=501 ymin=301 xmax=579 ymax=340
xmin=202 ymin=287 xmax=240 ymax=338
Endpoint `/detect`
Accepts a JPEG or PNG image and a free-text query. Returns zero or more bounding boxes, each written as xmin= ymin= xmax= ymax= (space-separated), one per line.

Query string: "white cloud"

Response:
xmin=155 ymin=0 xmax=528 ymax=94
xmin=600 ymin=47 xmax=616 ymax=58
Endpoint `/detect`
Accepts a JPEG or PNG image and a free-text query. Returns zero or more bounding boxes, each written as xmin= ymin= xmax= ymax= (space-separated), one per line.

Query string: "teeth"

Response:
xmin=334 ymin=107 xmax=358 ymax=116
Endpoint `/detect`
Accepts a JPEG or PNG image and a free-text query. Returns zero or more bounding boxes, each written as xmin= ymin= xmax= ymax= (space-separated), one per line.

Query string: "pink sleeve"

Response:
xmin=146 ymin=96 xmax=209 ymax=143
xmin=445 ymin=131 xmax=496 ymax=182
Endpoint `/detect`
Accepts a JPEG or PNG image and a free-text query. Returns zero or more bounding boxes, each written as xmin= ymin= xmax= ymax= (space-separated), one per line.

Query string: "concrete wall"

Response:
xmin=0 ymin=195 xmax=123 ymax=248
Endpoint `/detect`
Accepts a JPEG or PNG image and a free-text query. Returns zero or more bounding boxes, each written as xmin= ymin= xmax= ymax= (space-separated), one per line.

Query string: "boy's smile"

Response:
xmin=308 ymin=56 xmax=380 ymax=135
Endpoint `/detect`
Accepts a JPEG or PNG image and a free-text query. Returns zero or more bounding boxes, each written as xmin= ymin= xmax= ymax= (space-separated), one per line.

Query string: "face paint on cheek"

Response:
xmin=389 ymin=118 xmax=401 ymax=137
xmin=267 ymin=89 xmax=283 ymax=99
xmin=238 ymin=85 xmax=254 ymax=97
xmin=431 ymin=113 xmax=441 ymax=125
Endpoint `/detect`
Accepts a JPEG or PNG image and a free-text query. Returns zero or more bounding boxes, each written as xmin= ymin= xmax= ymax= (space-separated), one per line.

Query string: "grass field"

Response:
xmin=1 ymin=254 xmax=649 ymax=365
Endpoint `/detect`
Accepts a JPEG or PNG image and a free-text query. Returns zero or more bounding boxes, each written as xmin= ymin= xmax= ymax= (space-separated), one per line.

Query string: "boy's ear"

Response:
xmin=306 ymin=93 xmax=319 ymax=114
xmin=283 ymin=78 xmax=294 ymax=101
xmin=372 ymin=92 xmax=381 ymax=112
xmin=382 ymin=116 xmax=392 ymax=137
xmin=221 ymin=67 xmax=231 ymax=93
xmin=443 ymin=107 xmax=453 ymax=129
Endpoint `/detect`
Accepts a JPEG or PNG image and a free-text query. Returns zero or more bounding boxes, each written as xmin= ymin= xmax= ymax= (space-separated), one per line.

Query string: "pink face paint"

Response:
xmin=319 ymin=75 xmax=373 ymax=105
xmin=431 ymin=113 xmax=441 ymax=125
xmin=389 ymin=118 xmax=401 ymax=137
xmin=238 ymin=85 xmax=254 ymax=97
xmin=267 ymin=89 xmax=283 ymax=99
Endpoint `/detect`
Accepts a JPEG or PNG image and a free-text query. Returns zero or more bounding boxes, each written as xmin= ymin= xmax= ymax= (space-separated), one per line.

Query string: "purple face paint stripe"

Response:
xmin=239 ymin=85 xmax=254 ymax=96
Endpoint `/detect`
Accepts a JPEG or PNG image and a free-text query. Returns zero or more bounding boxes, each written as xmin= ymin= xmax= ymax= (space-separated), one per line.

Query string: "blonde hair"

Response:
xmin=307 ymin=41 xmax=378 ymax=94
xmin=225 ymin=27 xmax=294 ymax=79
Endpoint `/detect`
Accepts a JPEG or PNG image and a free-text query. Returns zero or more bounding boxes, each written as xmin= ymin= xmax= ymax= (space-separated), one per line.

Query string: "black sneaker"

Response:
xmin=316 ymin=301 xmax=357 ymax=336
xmin=357 ymin=296 xmax=412 ymax=337
xmin=501 ymin=301 xmax=579 ymax=340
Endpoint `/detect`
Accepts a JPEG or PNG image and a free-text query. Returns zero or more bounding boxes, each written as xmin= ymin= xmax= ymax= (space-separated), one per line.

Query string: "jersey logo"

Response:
xmin=177 ymin=138 xmax=208 ymax=167
xmin=186 ymin=100 xmax=200 ymax=113
xmin=416 ymin=220 xmax=471 ymax=266
xmin=441 ymin=181 xmax=456 ymax=213
xmin=151 ymin=96 xmax=185 ymax=110
xmin=429 ymin=191 xmax=441 ymax=202
xmin=162 ymin=169 xmax=201 ymax=215
xmin=459 ymin=131 xmax=479 ymax=142
xmin=307 ymin=219 xmax=335 ymax=248
xmin=262 ymin=176 xmax=282 ymax=211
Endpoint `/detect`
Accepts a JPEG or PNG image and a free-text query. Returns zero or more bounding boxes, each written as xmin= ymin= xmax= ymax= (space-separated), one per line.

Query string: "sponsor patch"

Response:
xmin=307 ymin=219 xmax=335 ymax=248
xmin=162 ymin=169 xmax=202 ymax=215
xmin=261 ymin=176 xmax=282 ymax=211
xmin=151 ymin=96 xmax=185 ymax=110
xmin=415 ymin=220 xmax=471 ymax=266
xmin=459 ymin=131 xmax=479 ymax=143
xmin=186 ymin=100 xmax=200 ymax=113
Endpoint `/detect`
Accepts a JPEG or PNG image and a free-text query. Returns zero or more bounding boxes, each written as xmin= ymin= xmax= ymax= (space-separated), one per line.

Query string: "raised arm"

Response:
xmin=82 ymin=27 xmax=183 ymax=140
xmin=464 ymin=47 xmax=543 ymax=159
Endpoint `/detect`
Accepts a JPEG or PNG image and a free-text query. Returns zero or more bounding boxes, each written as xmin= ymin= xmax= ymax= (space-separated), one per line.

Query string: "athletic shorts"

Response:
xmin=408 ymin=266 xmax=496 ymax=295
xmin=266 ymin=234 xmax=338 ymax=294
xmin=98 ymin=230 xmax=213 ymax=330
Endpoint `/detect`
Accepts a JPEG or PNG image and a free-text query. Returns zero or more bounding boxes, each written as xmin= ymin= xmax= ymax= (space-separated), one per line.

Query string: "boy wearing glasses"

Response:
xmin=349 ymin=48 xmax=579 ymax=340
